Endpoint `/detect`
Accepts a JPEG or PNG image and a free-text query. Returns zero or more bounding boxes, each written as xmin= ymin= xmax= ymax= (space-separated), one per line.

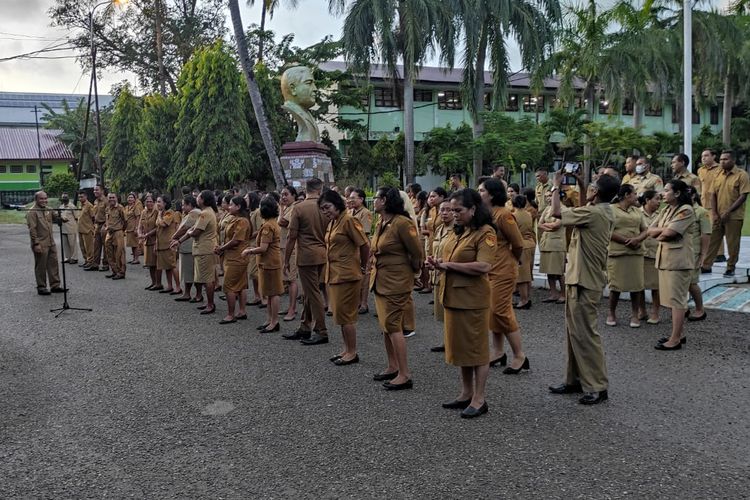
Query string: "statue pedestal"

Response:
xmin=280 ymin=141 xmax=335 ymax=190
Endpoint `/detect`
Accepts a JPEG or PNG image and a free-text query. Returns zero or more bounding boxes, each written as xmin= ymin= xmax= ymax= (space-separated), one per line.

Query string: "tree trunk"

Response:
xmin=582 ymin=83 xmax=595 ymax=183
xmin=633 ymin=100 xmax=642 ymax=129
xmin=722 ymin=74 xmax=732 ymax=146
xmin=155 ymin=0 xmax=167 ymax=96
xmin=228 ymin=0 xmax=285 ymax=190
xmin=472 ymin=25 xmax=488 ymax=184
xmin=258 ymin=1 xmax=267 ymax=63
xmin=403 ymin=65 xmax=415 ymax=185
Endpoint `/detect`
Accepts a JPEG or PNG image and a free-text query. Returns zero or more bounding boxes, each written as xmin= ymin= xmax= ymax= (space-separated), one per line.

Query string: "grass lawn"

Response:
xmin=744 ymin=203 xmax=750 ymax=236
xmin=0 ymin=210 xmax=28 ymax=224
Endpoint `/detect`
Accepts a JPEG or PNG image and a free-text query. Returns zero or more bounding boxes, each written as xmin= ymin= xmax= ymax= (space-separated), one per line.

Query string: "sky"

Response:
xmin=0 ymin=0 xmax=732 ymax=95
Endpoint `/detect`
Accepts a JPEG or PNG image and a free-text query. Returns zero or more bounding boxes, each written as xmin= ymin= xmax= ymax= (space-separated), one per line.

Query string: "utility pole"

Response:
xmin=683 ymin=0 xmax=693 ymax=171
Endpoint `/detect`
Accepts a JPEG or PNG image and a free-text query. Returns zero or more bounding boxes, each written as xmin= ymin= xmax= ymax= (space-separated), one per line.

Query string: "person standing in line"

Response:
xmin=369 ymin=187 xmax=424 ymax=390
xmin=638 ymin=190 xmax=662 ymax=324
xmin=534 ymin=169 xmax=552 ymax=216
xmin=124 ymin=193 xmax=142 ymax=264
xmin=426 ymin=189 xmax=496 ymax=418
xmin=538 ymin=189 xmax=567 ymax=303
xmin=138 ymin=194 xmax=159 ymax=290
xmin=348 ymin=188 xmax=373 ymax=315
xmin=103 ymin=192 xmax=127 ymax=280
xmin=686 ymin=187 xmax=711 ymax=322
xmin=631 ymin=156 xmax=664 ymax=195
xmin=216 ymin=196 xmax=251 ymax=324
xmin=246 ymin=197 xmax=283 ymax=333
xmin=58 ymin=192 xmax=79 ymax=264
xmin=278 ymin=186 xmax=299 ymax=321
xmin=429 ymin=199 xmax=454 ymax=353
xmin=671 ymin=153 xmax=701 ymax=196
xmin=621 ymin=154 xmax=638 ymax=186
xmin=319 ymin=189 xmax=370 ymax=365
xmin=155 ymin=195 xmax=181 ymax=294
xmin=180 ymin=190 xmax=219 ymax=315
xmin=648 ymin=180 xmax=696 ymax=350
xmin=511 ymin=195 xmax=535 ymax=309
xmin=698 ymin=149 xmax=726 ymax=265
xmin=282 ymin=178 xmax=329 ymax=345
xmin=705 ymin=150 xmax=750 ymax=277
xmin=548 ymin=172 xmax=619 ymax=405
xmin=77 ymin=191 xmax=95 ymax=268
xmin=26 ymin=191 xmax=63 ymax=295
xmin=245 ymin=191 xmax=265 ymax=307
xmin=171 ymin=195 xmax=202 ymax=303
xmin=87 ymin=184 xmax=109 ymax=272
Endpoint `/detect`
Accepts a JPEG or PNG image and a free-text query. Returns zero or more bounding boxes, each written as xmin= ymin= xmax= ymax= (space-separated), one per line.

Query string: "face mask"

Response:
xmin=635 ymin=165 xmax=646 ymax=174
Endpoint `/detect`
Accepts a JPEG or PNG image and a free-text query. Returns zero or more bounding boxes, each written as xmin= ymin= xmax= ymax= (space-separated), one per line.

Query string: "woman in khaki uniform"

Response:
xmin=181 ymin=190 xmax=219 ymax=315
xmin=511 ymin=195 xmax=535 ymax=309
xmin=429 ymin=199 xmax=454 ymax=352
xmin=278 ymin=186 xmax=298 ymax=321
xmin=648 ymin=180 xmax=695 ymax=350
xmin=318 ymin=190 xmax=370 ymax=365
xmin=479 ymin=179 xmax=528 ymax=374
xmin=155 ymin=195 xmax=182 ymax=295
xmin=538 ymin=189 xmax=567 ymax=303
xmin=686 ymin=188 xmax=712 ymax=321
xmin=348 ymin=188 xmax=373 ymax=314
xmin=124 ymin=193 xmax=142 ymax=264
xmin=426 ymin=189 xmax=495 ymax=419
xmin=244 ymin=191 xmax=265 ymax=307
xmin=639 ymin=190 xmax=662 ymax=324
xmin=606 ymin=184 xmax=648 ymax=328
xmin=370 ymin=187 xmax=424 ymax=390
xmin=138 ymin=194 xmax=159 ymax=290
xmin=244 ymin=197 xmax=283 ymax=332
xmin=217 ymin=196 xmax=251 ymax=324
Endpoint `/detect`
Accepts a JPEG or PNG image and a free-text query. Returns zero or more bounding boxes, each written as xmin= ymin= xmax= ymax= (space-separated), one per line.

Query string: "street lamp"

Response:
xmin=683 ymin=0 xmax=692 ymax=170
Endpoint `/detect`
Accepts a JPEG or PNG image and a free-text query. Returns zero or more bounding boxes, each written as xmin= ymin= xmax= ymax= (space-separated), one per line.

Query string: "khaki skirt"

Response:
xmin=223 ymin=262 xmax=249 ymax=293
xmin=517 ymin=247 xmax=535 ymax=284
xmin=259 ymin=266 xmax=283 ymax=297
xmin=180 ymin=253 xmax=195 ymax=284
xmin=539 ymin=251 xmax=565 ymax=276
xmin=607 ymin=254 xmax=644 ymax=292
xmin=444 ymin=306 xmax=490 ymax=367
xmin=247 ymin=253 xmax=259 ymax=279
xmin=126 ymin=231 xmax=139 ymax=248
xmin=690 ymin=254 xmax=701 ymax=285
xmin=644 ymin=257 xmax=659 ymax=290
xmin=194 ymin=254 xmax=218 ymax=284
xmin=433 ymin=282 xmax=445 ymax=323
xmin=374 ymin=291 xmax=413 ymax=334
xmin=659 ymin=269 xmax=691 ymax=309
xmin=490 ymin=275 xmax=519 ymax=334
xmin=156 ymin=248 xmax=176 ymax=271
xmin=329 ymin=280 xmax=360 ymax=326
xmin=144 ymin=244 xmax=157 ymax=267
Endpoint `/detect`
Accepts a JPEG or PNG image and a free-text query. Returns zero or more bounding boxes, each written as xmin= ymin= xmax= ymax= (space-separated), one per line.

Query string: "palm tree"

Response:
xmin=455 ymin=0 xmax=561 ymax=180
xmin=247 ymin=0 xmax=300 ymax=62
xmin=330 ymin=0 xmax=457 ymax=184
xmin=228 ymin=0 xmax=286 ymax=189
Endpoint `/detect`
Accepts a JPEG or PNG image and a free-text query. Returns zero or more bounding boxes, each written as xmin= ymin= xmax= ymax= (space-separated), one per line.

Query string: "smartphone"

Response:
xmin=564 ymin=162 xmax=580 ymax=174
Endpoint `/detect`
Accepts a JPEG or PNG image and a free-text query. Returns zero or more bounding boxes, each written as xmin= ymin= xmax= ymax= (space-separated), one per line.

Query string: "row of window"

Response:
xmin=368 ymin=88 xmax=720 ymax=123
xmin=0 ymin=165 xmax=42 ymax=174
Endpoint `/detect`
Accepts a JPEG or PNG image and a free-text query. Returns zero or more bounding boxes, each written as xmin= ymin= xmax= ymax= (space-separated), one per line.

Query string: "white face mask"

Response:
xmin=635 ymin=165 xmax=646 ymax=175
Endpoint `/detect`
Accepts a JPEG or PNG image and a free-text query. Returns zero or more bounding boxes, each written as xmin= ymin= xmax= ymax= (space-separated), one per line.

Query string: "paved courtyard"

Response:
xmin=1 ymin=224 xmax=748 ymax=498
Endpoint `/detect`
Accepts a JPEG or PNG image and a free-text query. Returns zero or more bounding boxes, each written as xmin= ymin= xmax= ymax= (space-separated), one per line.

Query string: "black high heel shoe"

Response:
xmin=259 ymin=323 xmax=280 ymax=333
xmin=502 ymin=357 xmax=530 ymax=374
xmin=489 ymin=353 xmax=507 ymax=367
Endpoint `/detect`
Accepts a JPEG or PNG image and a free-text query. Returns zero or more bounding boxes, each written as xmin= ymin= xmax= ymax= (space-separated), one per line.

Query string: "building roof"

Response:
xmin=0 ymin=127 xmax=75 ymax=161
xmin=0 ymin=91 xmax=114 ymax=127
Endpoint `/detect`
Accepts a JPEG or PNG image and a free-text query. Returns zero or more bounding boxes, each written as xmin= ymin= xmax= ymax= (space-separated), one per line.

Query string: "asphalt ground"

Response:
xmin=1 ymin=224 xmax=748 ymax=498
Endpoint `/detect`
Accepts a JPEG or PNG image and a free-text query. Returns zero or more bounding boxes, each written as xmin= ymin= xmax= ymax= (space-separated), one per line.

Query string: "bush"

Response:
xmin=43 ymin=171 xmax=78 ymax=198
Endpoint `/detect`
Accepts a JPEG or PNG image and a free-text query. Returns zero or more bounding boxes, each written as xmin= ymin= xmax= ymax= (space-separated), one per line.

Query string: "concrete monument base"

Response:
xmin=280 ymin=141 xmax=335 ymax=190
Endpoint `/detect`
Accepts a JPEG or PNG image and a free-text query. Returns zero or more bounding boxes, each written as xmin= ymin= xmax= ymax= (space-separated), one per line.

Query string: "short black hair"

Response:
xmin=158 ymin=194 xmax=172 ymax=208
xmin=674 ymin=153 xmax=690 ymax=167
xmin=449 ymin=188 xmax=494 ymax=230
xmin=721 ymin=149 xmax=736 ymax=160
xmin=260 ymin=197 xmax=279 ymax=219
xmin=282 ymin=185 xmax=298 ymax=199
xmin=318 ymin=189 xmax=347 ymax=212
xmin=352 ymin=188 xmax=366 ymax=201
xmin=480 ymin=178 xmax=507 ymax=207
xmin=666 ymin=180 xmax=693 ymax=206
xmin=306 ymin=177 xmax=323 ymax=192
xmin=431 ymin=187 xmax=448 ymax=199
xmin=376 ymin=187 xmax=409 ymax=217
xmin=246 ymin=191 xmax=261 ymax=211
xmin=511 ymin=194 xmax=527 ymax=209
xmin=594 ymin=174 xmax=620 ymax=203
xmin=199 ymin=190 xmax=218 ymax=212
xmin=182 ymin=195 xmax=197 ymax=209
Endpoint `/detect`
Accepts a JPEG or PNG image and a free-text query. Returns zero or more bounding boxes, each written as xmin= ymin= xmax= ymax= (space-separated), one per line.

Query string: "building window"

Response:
xmin=0 ymin=166 xmax=6 ymax=173
xmin=438 ymin=90 xmax=462 ymax=110
xmin=710 ymin=105 xmax=719 ymax=125
xmin=413 ymin=89 xmax=432 ymax=102
xmin=523 ymin=95 xmax=545 ymax=113
xmin=26 ymin=165 xmax=37 ymax=173
xmin=374 ymin=87 xmax=398 ymax=108
xmin=506 ymin=94 xmax=519 ymax=111
xmin=598 ymin=98 xmax=610 ymax=115
xmin=645 ymin=104 xmax=662 ymax=117
xmin=622 ymin=99 xmax=634 ymax=116
xmin=692 ymin=108 xmax=700 ymax=124
xmin=10 ymin=165 xmax=23 ymax=174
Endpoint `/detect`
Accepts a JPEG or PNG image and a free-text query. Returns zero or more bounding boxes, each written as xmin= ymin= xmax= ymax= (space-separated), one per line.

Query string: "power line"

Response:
xmin=0 ymin=42 xmax=77 ymax=63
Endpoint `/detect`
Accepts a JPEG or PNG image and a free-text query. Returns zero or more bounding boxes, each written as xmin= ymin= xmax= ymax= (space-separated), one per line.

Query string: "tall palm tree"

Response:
xmin=455 ymin=0 xmax=561 ymax=180
xmin=247 ymin=0 xmax=300 ymax=62
xmin=331 ymin=0 xmax=457 ymax=184
xmin=228 ymin=0 xmax=286 ymax=189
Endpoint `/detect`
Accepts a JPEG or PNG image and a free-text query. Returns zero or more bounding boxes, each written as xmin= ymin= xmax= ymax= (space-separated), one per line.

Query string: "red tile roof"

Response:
xmin=0 ymin=127 xmax=75 ymax=161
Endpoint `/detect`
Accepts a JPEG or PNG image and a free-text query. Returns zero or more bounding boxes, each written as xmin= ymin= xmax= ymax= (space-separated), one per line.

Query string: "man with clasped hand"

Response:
xmin=26 ymin=191 xmax=64 ymax=295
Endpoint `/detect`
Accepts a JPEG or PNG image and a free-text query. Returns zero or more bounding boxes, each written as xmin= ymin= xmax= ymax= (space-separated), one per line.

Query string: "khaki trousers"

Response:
xmin=33 ymin=244 xmax=61 ymax=290
xmin=298 ymin=264 xmax=327 ymax=333
xmin=705 ymin=219 xmax=743 ymax=271
xmin=61 ymin=233 xmax=78 ymax=261
xmin=564 ymin=285 xmax=608 ymax=392
xmin=92 ymin=224 xmax=106 ymax=267
xmin=79 ymin=232 xmax=94 ymax=265
xmin=105 ymin=230 xmax=126 ymax=276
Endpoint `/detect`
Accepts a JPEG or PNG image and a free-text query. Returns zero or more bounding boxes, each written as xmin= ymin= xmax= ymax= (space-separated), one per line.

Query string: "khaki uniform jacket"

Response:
xmin=423 ymin=206 xmax=442 ymax=257
xmin=513 ymin=208 xmax=536 ymax=248
xmin=279 ymin=204 xmax=294 ymax=249
xmin=490 ymin=206 xmax=524 ymax=278
xmin=538 ymin=205 xmax=567 ymax=253
xmin=369 ymin=214 xmax=424 ymax=295
xmin=713 ymin=166 xmax=750 ymax=220
xmin=689 ymin=205 xmax=712 ymax=264
xmin=440 ymin=225 xmax=496 ymax=310
xmin=139 ymin=208 xmax=158 ymax=246
xmin=652 ymin=204 xmax=695 ymax=270
xmin=697 ymin=164 xmax=722 ymax=209
xmin=257 ymin=219 xmax=282 ymax=270
xmin=608 ymin=205 xmax=646 ymax=257
xmin=640 ymin=208 xmax=660 ymax=259
xmin=156 ymin=210 xmax=179 ymax=250
xmin=177 ymin=209 xmax=201 ymax=254
xmin=535 ymin=181 xmax=551 ymax=214
xmin=224 ymin=216 xmax=250 ymax=265
xmin=325 ymin=212 xmax=368 ymax=284
xmin=561 ymin=203 xmax=615 ymax=291
xmin=191 ymin=208 xmax=218 ymax=256
xmin=630 ymin=172 xmax=663 ymax=194
xmin=673 ymin=171 xmax=701 ymax=195
xmin=288 ymin=195 xmax=327 ymax=266
xmin=27 ymin=203 xmax=56 ymax=248
xmin=93 ymin=197 xmax=107 ymax=225
xmin=106 ymin=204 xmax=126 ymax=233
xmin=124 ymin=204 xmax=142 ymax=234
xmin=58 ymin=201 xmax=78 ymax=235
xmin=78 ymin=200 xmax=95 ymax=235
xmin=350 ymin=206 xmax=373 ymax=235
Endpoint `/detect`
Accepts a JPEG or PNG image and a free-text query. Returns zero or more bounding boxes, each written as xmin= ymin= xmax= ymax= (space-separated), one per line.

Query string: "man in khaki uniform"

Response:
xmin=630 ymin=156 xmax=663 ymax=195
xmin=548 ymin=172 xmax=619 ymax=405
xmin=104 ymin=193 xmax=127 ymax=279
xmin=534 ymin=169 xmax=552 ymax=214
xmin=706 ymin=150 xmax=750 ymax=277
xmin=26 ymin=191 xmax=63 ymax=295
xmin=283 ymin=177 xmax=329 ymax=344
xmin=621 ymin=155 xmax=638 ymax=186
xmin=698 ymin=149 xmax=726 ymax=263
xmin=58 ymin=192 xmax=79 ymax=264
xmin=671 ymin=153 xmax=701 ymax=195
xmin=77 ymin=191 xmax=96 ymax=268
xmin=88 ymin=184 xmax=109 ymax=271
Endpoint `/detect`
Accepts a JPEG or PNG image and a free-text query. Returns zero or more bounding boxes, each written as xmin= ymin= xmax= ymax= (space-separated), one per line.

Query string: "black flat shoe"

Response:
xmin=37 ymin=289 xmax=51 ymax=295
xmin=174 ymin=297 xmax=191 ymax=302
xmin=549 ymin=382 xmax=583 ymax=394
xmin=256 ymin=323 xmax=269 ymax=331
xmin=383 ymin=379 xmax=413 ymax=391
xmin=145 ymin=285 xmax=155 ymax=290
xmin=333 ymin=354 xmax=359 ymax=366
xmin=657 ymin=336 xmax=686 ymax=345
xmin=189 ymin=297 xmax=203 ymax=303
xmin=460 ymin=402 xmax=488 ymax=418
xmin=282 ymin=329 xmax=311 ymax=341
xmin=654 ymin=342 xmax=682 ymax=351
xmin=151 ymin=285 xmax=164 ymax=291
xmin=111 ymin=275 xmax=125 ymax=280
xmin=513 ymin=301 xmax=532 ymax=310
xmin=197 ymin=305 xmax=208 ymax=310
xmin=300 ymin=333 xmax=328 ymax=345
xmin=219 ymin=318 xmax=236 ymax=325
xmin=687 ymin=312 xmax=707 ymax=322
xmin=50 ymin=287 xmax=67 ymax=293
xmin=502 ymin=357 xmax=530 ymax=374
xmin=105 ymin=273 xmax=115 ymax=278
xmin=199 ymin=308 xmax=216 ymax=315
xmin=260 ymin=323 xmax=280 ymax=333
xmin=234 ymin=314 xmax=248 ymax=320
xmin=329 ymin=354 xmax=343 ymax=362
xmin=490 ymin=353 xmax=507 ymax=367
xmin=430 ymin=345 xmax=445 ymax=352
xmin=442 ymin=399 xmax=471 ymax=409
xmin=579 ymin=390 xmax=608 ymax=405
xmin=373 ymin=371 xmax=398 ymax=382
xmin=159 ymin=289 xmax=174 ymax=294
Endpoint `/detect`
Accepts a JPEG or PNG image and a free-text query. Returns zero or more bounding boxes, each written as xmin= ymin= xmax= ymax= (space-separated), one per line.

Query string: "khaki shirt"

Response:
xmin=59 ymin=201 xmax=78 ymax=235
xmin=535 ymin=180 xmax=552 ymax=214
xmin=325 ymin=212 xmax=368 ymax=284
xmin=93 ymin=197 xmax=107 ymax=225
xmin=278 ymin=204 xmax=294 ymax=249
xmin=156 ymin=209 xmax=179 ymax=250
xmin=640 ymin=208 xmax=660 ymax=259
xmin=689 ymin=205 xmax=712 ymax=262
xmin=697 ymin=164 xmax=722 ymax=209
xmin=106 ymin=204 xmax=126 ymax=233
xmin=440 ymin=225 xmax=496 ymax=310
xmin=78 ymin=200 xmax=95 ymax=234
xmin=561 ymin=203 xmax=615 ymax=291
xmin=224 ymin=216 xmax=250 ymax=265
xmin=27 ymin=203 xmax=56 ymax=248
xmin=631 ymin=172 xmax=663 ymax=194
xmin=191 ymin=208 xmax=218 ymax=256
xmin=513 ymin=208 xmax=536 ymax=248
xmin=608 ymin=205 xmax=646 ymax=257
xmin=124 ymin=204 xmax=141 ymax=233
xmin=490 ymin=206 xmax=524 ymax=278
xmin=257 ymin=219 xmax=282 ymax=270
xmin=350 ymin=206 xmax=373 ymax=235
xmin=288 ymin=195 xmax=327 ymax=266
xmin=539 ymin=205 xmax=567 ymax=253
xmin=369 ymin=214 xmax=424 ymax=295
xmin=139 ymin=208 xmax=158 ymax=246
xmin=673 ymin=170 xmax=701 ymax=195
xmin=713 ymin=166 xmax=750 ymax=220
xmin=652 ymin=204 xmax=695 ymax=270
xmin=622 ymin=172 xmax=636 ymax=186
xmin=177 ymin=208 xmax=201 ymax=254
xmin=431 ymin=221 xmax=454 ymax=284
